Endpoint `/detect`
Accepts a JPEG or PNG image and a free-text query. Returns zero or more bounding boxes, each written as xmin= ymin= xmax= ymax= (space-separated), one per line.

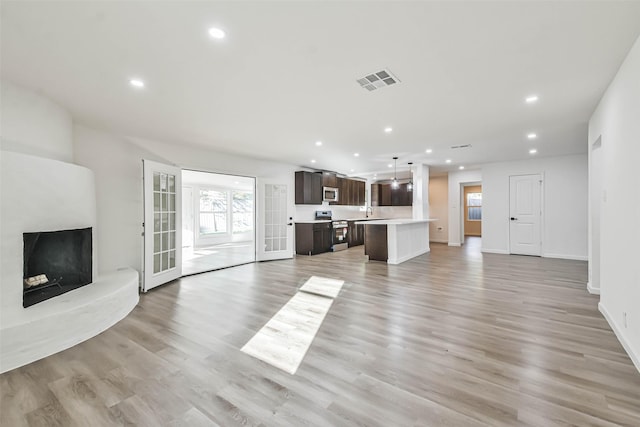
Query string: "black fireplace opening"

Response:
xmin=23 ymin=227 xmax=93 ymax=308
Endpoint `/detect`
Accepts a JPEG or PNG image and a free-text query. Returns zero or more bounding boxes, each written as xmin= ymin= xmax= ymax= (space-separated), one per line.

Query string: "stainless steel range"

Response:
xmin=332 ymin=220 xmax=349 ymax=251
xmin=314 ymin=210 xmax=332 ymax=221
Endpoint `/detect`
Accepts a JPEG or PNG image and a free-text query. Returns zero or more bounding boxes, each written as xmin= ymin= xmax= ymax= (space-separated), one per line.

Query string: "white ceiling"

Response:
xmin=2 ymin=1 xmax=640 ymax=176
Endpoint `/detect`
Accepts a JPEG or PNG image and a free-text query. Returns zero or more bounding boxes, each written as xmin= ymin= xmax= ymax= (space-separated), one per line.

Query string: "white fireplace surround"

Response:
xmin=0 ymin=151 xmax=139 ymax=373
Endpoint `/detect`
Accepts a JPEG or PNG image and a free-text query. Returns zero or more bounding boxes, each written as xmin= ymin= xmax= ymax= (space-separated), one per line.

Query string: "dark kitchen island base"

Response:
xmin=364 ymin=224 xmax=388 ymax=262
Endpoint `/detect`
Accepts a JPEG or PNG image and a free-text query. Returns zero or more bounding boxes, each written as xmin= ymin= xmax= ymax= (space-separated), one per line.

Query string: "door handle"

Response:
xmin=510 ymin=217 xmax=518 ymax=221
xmin=287 ymin=222 xmax=293 ymax=226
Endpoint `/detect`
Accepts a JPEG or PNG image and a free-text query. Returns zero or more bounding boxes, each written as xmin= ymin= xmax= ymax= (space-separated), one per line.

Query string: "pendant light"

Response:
xmin=407 ymin=162 xmax=413 ymax=192
xmin=391 ymin=157 xmax=399 ymax=189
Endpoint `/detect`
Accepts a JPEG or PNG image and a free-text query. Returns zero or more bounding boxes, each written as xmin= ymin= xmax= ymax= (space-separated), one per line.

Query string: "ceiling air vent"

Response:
xmin=356 ymin=69 xmax=400 ymax=92
xmin=451 ymin=144 xmax=472 ymax=149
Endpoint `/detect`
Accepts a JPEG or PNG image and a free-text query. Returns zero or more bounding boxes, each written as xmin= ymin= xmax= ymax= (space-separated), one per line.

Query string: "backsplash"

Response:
xmin=294 ymin=204 xmax=412 ymax=221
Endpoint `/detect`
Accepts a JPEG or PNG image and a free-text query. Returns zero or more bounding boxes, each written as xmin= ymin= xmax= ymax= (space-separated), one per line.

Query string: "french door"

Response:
xmin=256 ymin=178 xmax=294 ymax=261
xmin=509 ymin=174 xmax=542 ymax=256
xmin=142 ymin=160 xmax=182 ymax=292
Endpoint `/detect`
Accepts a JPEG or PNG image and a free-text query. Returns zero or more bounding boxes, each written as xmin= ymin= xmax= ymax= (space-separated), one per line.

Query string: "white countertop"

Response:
xmin=337 ymin=217 xmax=386 ymax=221
xmin=295 ymin=218 xmax=386 ymax=223
xmin=355 ymin=218 xmax=438 ymax=225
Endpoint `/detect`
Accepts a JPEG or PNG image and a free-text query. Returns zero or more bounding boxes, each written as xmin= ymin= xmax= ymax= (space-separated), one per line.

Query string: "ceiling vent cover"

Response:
xmin=357 ymin=69 xmax=400 ymax=91
xmin=451 ymin=144 xmax=473 ymax=149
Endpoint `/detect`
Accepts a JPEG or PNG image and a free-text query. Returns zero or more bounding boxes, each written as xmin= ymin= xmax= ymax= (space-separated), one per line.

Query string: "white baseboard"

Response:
xmin=599 ymin=302 xmax=640 ymax=374
xmin=448 ymin=242 xmax=461 ymax=247
xmin=430 ymin=239 xmax=448 ymax=244
xmin=587 ymin=282 xmax=600 ymax=295
xmin=543 ymin=253 xmax=588 ymax=261
xmin=481 ymin=248 xmax=509 ymax=255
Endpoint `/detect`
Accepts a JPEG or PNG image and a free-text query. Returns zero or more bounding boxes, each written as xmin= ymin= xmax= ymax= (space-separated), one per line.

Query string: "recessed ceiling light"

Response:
xmin=208 ymin=27 xmax=226 ymax=39
xmin=384 ymin=127 xmax=393 ymax=133
xmin=459 ymin=166 xmax=465 ymax=170
xmin=234 ymin=181 xmax=239 ymax=185
xmin=445 ymin=159 xmax=452 ymax=164
xmin=311 ymin=159 xmax=316 ymax=163
xmin=354 ymin=153 xmax=359 ymax=157
xmin=350 ymin=169 xmax=354 ymax=172
xmin=425 ymin=149 xmax=433 ymax=154
xmin=527 ymin=133 xmax=537 ymax=139
xmin=529 ymin=149 xmax=537 ymax=154
xmin=315 ymin=141 xmax=322 ymax=146
xmin=129 ymin=79 xmax=145 ymax=88
xmin=388 ymin=164 xmax=393 ymax=168
xmin=525 ymin=95 xmax=539 ymax=103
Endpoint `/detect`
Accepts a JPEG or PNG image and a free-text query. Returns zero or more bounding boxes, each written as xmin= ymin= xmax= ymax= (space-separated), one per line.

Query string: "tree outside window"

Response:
xmin=232 ymin=191 xmax=253 ymax=234
xmin=199 ymin=189 xmax=227 ymax=234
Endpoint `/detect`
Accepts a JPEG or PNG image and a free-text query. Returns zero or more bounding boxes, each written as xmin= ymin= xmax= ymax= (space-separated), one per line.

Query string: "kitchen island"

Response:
xmin=355 ymin=219 xmax=437 ymax=264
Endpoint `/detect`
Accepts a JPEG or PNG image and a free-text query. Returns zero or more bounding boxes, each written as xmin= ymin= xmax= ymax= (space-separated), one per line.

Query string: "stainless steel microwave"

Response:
xmin=323 ymin=187 xmax=339 ymax=202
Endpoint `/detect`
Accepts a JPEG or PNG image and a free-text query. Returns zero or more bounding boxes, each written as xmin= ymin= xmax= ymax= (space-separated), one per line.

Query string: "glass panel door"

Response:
xmin=143 ymin=160 xmax=182 ymax=291
xmin=152 ymin=172 xmax=177 ymax=273
xmin=264 ymin=184 xmax=288 ymax=253
xmin=257 ymin=179 xmax=293 ymax=261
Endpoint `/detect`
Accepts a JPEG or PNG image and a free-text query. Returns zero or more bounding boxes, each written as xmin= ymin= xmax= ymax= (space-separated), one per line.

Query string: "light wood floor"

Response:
xmin=2 ymin=241 xmax=640 ymax=426
xmin=182 ymin=241 xmax=255 ymax=276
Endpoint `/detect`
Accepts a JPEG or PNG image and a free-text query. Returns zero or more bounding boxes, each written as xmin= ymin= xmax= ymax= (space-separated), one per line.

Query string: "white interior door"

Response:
xmin=257 ymin=178 xmax=294 ymax=261
xmin=509 ymin=174 xmax=542 ymax=256
xmin=143 ymin=159 xmax=182 ymax=292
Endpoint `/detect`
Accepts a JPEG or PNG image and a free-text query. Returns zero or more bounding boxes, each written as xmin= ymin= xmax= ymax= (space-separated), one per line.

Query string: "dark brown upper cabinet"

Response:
xmin=356 ymin=180 xmax=365 ymax=206
xmin=371 ymin=183 xmax=412 ymax=206
xmin=322 ymin=171 xmax=337 ymax=188
xmin=296 ymin=171 xmax=365 ymax=206
xmin=295 ymin=171 xmax=322 ymax=204
xmin=331 ymin=177 xmax=365 ymax=206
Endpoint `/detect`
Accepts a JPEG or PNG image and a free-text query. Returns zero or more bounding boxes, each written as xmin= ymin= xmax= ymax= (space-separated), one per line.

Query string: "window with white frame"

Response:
xmin=467 ymin=192 xmax=482 ymax=220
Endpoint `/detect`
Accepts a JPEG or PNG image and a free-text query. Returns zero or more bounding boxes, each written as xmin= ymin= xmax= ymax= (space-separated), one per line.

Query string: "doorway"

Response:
xmin=181 ymin=170 xmax=256 ymax=275
xmin=463 ymin=185 xmax=482 ymax=237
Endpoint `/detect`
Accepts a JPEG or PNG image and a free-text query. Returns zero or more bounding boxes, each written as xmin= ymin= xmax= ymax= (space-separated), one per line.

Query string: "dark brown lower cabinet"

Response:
xmin=347 ymin=221 xmax=364 ymax=247
xmin=295 ymin=222 xmax=332 ymax=255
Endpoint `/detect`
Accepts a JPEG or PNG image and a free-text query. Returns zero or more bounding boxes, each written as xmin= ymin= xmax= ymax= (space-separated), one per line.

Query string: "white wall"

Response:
xmin=428 ymin=175 xmax=448 ymax=243
xmin=447 ymin=169 xmax=482 ymax=246
xmin=481 ymin=154 xmax=587 ymax=259
xmin=74 ymin=125 xmax=296 ymax=275
xmin=0 ymin=80 xmax=73 ymax=162
xmin=588 ymin=36 xmax=640 ymax=372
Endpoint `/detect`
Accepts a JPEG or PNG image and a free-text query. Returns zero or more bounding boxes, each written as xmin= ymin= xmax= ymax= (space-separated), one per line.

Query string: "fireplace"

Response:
xmin=23 ymin=227 xmax=93 ymax=308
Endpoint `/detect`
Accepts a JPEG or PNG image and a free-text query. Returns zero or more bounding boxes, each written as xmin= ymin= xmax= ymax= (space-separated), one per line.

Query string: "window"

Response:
xmin=232 ymin=191 xmax=253 ymax=234
xmin=199 ymin=189 xmax=227 ymax=234
xmin=467 ymin=192 xmax=482 ymax=220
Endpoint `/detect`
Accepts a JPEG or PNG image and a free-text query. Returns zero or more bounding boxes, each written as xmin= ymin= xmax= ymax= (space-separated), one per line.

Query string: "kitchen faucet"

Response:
xmin=365 ymin=206 xmax=373 ymax=218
